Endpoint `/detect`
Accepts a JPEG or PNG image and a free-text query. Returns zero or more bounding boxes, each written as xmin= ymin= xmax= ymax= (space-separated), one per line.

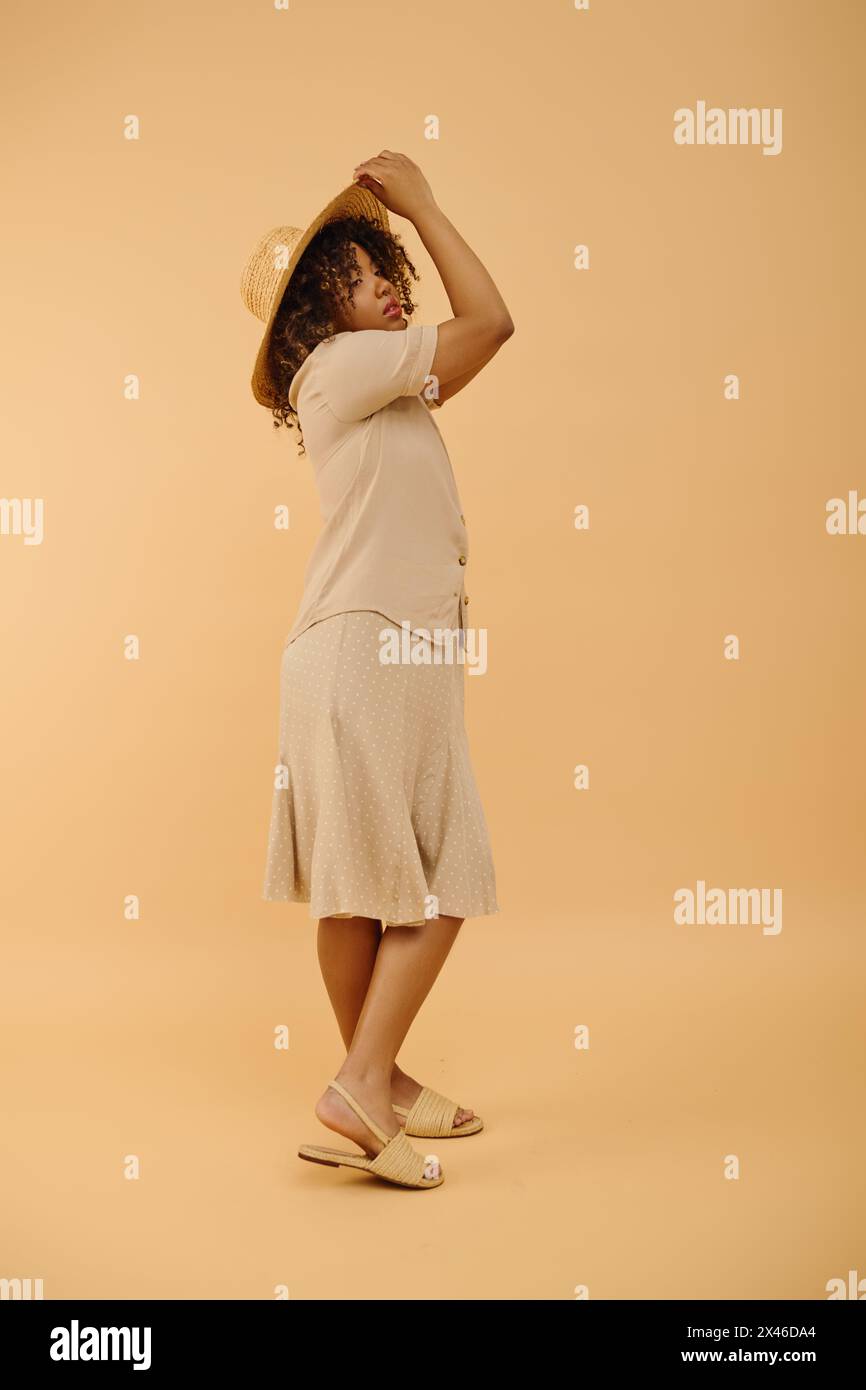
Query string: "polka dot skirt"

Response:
xmin=262 ymin=611 xmax=499 ymax=926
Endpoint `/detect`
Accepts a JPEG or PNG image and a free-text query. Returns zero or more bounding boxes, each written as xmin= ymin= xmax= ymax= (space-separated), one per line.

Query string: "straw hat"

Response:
xmin=240 ymin=181 xmax=391 ymax=408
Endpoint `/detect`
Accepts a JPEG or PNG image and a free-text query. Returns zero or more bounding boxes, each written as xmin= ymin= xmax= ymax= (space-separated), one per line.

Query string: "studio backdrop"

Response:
xmin=1 ymin=0 xmax=863 ymax=1301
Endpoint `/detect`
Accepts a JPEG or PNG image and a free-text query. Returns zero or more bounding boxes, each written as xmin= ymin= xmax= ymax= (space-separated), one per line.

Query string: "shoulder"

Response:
xmin=323 ymin=323 xmax=435 ymax=363
xmin=290 ymin=325 xmax=438 ymax=421
xmin=321 ymin=325 xmax=431 ymax=361
xmin=288 ymin=332 xmax=350 ymax=411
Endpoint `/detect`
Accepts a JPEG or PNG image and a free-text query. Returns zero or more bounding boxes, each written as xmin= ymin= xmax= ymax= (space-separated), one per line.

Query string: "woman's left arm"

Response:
xmin=424 ymin=339 xmax=505 ymax=409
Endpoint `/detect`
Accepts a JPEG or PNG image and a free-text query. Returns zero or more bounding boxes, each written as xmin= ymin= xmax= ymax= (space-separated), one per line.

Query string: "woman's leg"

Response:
xmin=317 ymin=914 xmax=475 ymax=1131
xmin=314 ymin=915 xmax=470 ymax=1155
xmin=317 ymin=916 xmax=383 ymax=1050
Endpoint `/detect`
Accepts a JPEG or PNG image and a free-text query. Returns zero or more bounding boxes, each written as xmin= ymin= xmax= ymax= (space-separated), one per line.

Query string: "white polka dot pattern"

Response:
xmin=261 ymin=611 xmax=499 ymax=926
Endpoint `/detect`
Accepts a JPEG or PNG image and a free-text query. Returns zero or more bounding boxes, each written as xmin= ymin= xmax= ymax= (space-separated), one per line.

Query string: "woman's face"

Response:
xmin=333 ymin=241 xmax=405 ymax=332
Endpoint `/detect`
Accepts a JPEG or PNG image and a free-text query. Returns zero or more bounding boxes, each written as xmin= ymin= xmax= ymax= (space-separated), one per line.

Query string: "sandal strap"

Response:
xmin=368 ymin=1128 xmax=434 ymax=1185
xmin=405 ymin=1086 xmax=460 ymax=1137
xmin=327 ymin=1078 xmax=390 ymax=1145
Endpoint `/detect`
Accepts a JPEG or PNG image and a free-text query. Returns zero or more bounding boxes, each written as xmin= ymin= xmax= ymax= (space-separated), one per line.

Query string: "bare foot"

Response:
xmin=390 ymin=1065 xmax=475 ymax=1127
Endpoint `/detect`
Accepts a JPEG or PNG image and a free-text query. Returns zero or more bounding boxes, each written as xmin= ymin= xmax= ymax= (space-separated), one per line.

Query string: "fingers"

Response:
xmin=353 ymin=164 xmax=380 ymax=185
xmin=353 ymin=151 xmax=399 ymax=175
xmin=352 ymin=151 xmax=409 ymax=192
xmin=353 ymin=157 xmax=389 ymax=178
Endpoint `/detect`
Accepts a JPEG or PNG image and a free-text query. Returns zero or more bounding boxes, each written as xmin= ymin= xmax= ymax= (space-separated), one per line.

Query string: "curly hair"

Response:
xmin=267 ymin=215 xmax=421 ymax=456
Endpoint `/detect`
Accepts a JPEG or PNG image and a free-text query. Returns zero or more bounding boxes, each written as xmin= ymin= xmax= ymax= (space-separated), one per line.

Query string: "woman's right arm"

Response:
xmin=410 ymin=198 xmax=514 ymax=388
xmin=352 ymin=153 xmax=514 ymax=389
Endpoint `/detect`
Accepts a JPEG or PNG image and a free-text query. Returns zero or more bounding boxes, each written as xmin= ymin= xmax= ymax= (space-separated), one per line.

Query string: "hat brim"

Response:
xmin=251 ymin=182 xmax=391 ymax=409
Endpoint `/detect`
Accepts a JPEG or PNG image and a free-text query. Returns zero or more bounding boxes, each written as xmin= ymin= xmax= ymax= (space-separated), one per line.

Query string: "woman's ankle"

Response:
xmin=334 ymin=1060 xmax=394 ymax=1091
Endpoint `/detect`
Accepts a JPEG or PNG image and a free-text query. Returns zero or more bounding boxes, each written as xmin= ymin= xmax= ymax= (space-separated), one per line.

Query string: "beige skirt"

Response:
xmin=261 ymin=610 xmax=499 ymax=926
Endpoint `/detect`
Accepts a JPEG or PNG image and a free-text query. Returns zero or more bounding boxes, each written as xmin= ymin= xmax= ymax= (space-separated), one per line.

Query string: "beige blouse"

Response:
xmin=284 ymin=323 xmax=470 ymax=648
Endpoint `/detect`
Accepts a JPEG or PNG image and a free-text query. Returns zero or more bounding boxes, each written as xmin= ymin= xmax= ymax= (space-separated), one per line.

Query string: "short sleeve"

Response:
xmin=316 ymin=324 xmax=438 ymax=422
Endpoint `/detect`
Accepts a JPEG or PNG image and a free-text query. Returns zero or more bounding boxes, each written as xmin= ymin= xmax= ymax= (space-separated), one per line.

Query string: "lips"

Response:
xmin=383 ymin=299 xmax=402 ymax=317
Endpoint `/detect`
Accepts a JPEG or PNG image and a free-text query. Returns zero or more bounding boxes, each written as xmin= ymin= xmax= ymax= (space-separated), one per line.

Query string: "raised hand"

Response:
xmin=352 ymin=151 xmax=435 ymax=221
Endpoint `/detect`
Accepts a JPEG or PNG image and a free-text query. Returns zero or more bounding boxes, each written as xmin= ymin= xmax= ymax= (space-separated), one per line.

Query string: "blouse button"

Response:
xmin=460 ymin=514 xmax=466 ymax=524
xmin=463 ymin=595 xmax=469 ymax=604
xmin=458 ymin=555 xmax=467 ymax=565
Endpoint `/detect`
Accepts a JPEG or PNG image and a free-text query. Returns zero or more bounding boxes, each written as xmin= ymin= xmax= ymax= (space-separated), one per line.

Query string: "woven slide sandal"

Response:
xmin=298 ymin=1078 xmax=444 ymax=1189
xmin=393 ymin=1085 xmax=484 ymax=1138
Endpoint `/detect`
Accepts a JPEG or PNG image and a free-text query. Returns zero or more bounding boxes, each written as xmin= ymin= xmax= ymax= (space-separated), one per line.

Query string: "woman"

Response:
xmin=241 ymin=151 xmax=514 ymax=1190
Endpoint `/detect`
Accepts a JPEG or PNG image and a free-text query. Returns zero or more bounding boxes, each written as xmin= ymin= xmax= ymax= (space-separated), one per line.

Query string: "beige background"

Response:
xmin=2 ymin=0 xmax=864 ymax=1298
